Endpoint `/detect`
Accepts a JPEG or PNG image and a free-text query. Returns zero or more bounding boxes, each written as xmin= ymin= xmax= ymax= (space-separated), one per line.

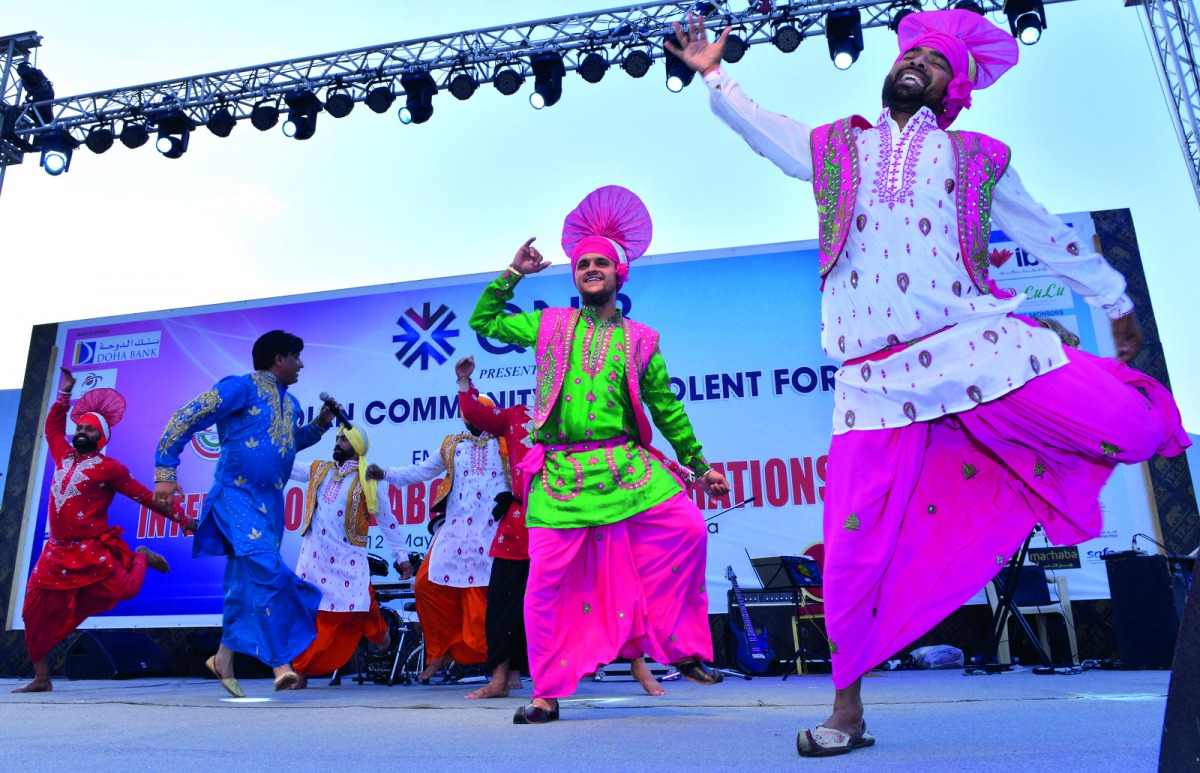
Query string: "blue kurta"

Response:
xmin=156 ymin=370 xmax=327 ymax=665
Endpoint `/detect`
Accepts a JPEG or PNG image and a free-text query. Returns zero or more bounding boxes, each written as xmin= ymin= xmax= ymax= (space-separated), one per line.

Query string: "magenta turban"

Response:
xmin=561 ymin=185 xmax=653 ymax=285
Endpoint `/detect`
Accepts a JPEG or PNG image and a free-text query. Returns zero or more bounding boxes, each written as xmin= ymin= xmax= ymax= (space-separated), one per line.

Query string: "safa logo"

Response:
xmin=393 ymin=302 xmax=459 ymax=370
xmin=189 ymin=427 xmax=221 ymax=461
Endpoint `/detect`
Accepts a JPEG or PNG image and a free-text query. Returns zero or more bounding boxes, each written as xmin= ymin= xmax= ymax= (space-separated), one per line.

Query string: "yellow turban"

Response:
xmin=339 ymin=424 xmax=378 ymax=515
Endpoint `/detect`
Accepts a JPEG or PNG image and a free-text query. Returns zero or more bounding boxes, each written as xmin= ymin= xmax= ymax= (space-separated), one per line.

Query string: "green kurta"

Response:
xmin=471 ymin=269 xmax=710 ymax=529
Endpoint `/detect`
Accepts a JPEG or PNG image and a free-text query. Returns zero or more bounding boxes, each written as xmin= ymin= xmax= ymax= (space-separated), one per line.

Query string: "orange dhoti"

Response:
xmin=293 ymin=588 xmax=390 ymax=676
xmin=414 ymin=558 xmax=488 ymax=664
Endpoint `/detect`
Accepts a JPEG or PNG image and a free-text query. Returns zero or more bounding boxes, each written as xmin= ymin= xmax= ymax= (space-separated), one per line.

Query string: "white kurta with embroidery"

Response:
xmin=384 ymin=435 xmax=506 ymax=589
xmin=290 ymin=460 xmax=409 ymax=613
xmin=704 ymin=69 xmax=1133 ymax=434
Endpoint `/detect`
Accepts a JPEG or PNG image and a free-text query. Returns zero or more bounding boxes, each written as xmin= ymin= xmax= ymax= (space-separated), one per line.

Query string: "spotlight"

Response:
xmin=663 ymin=36 xmax=694 ymax=93
xmin=365 ymin=86 xmax=395 ymax=114
xmin=250 ymin=100 xmax=280 ymax=131
xmin=826 ymin=8 xmax=864 ymax=70
xmin=449 ymin=73 xmax=478 ymax=101
xmin=529 ymin=52 xmax=565 ymax=109
xmin=578 ymin=52 xmax=609 ymax=84
xmin=119 ymin=121 xmax=149 ymax=149
xmin=36 ymin=129 xmax=77 ymax=176
xmin=723 ymin=33 xmax=748 ymax=64
xmin=282 ymin=90 xmax=323 ymax=140
xmin=772 ymin=25 xmax=803 ymax=54
xmin=953 ymin=0 xmax=986 ymax=14
xmin=888 ymin=2 xmax=922 ymax=33
xmin=398 ymin=72 xmax=437 ymax=124
xmin=84 ymin=126 xmax=114 ymax=154
xmin=324 ymin=91 xmax=354 ymax=118
xmin=494 ymin=67 xmax=524 ymax=96
xmin=154 ymin=111 xmax=193 ymax=159
xmin=622 ymin=50 xmax=652 ymax=79
xmin=206 ymin=106 xmax=236 ymax=138
xmin=1004 ymin=0 xmax=1046 ymax=45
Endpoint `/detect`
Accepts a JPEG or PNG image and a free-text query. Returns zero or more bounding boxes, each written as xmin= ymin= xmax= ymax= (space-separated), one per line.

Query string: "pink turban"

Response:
xmin=896 ymin=9 xmax=1019 ymax=128
xmin=561 ymin=185 xmax=653 ymax=285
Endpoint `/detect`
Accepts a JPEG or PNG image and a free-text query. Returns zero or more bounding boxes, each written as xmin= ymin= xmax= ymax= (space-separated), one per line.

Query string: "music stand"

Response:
xmin=752 ymin=556 xmax=825 ymax=679
xmin=974 ymin=529 xmax=1053 ymax=674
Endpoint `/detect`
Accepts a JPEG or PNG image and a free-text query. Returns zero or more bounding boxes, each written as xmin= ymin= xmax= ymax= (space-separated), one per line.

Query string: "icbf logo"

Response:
xmin=393 ymin=302 xmax=459 ymax=369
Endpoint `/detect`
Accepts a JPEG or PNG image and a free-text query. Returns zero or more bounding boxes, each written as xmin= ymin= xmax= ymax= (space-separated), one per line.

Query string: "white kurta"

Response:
xmin=704 ymin=69 xmax=1134 ymax=434
xmin=385 ymin=434 xmax=507 ymax=589
xmin=291 ymin=460 xmax=409 ymax=613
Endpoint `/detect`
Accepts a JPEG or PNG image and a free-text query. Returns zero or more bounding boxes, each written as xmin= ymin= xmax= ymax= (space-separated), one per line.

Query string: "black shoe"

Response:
xmin=672 ymin=659 xmax=724 ymax=685
xmin=513 ymin=702 xmax=560 ymax=724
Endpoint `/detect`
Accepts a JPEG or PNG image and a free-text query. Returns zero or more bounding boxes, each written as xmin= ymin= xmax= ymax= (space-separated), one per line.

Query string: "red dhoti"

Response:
xmin=292 ymin=588 xmax=390 ymax=675
xmin=414 ymin=558 xmax=488 ymax=665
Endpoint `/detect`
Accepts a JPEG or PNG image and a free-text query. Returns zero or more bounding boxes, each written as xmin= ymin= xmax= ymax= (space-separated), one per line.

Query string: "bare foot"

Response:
xmin=12 ymin=676 xmax=52 ymax=693
xmin=507 ymin=673 xmax=523 ymax=691
xmin=631 ymin=659 xmax=665 ymax=696
xmin=465 ymin=679 xmax=509 ymax=699
xmin=288 ymin=675 xmax=308 ymax=691
xmin=136 ymin=546 xmax=170 ymax=573
xmin=418 ymin=655 xmax=448 ymax=683
xmin=367 ymin=631 xmax=391 ymax=655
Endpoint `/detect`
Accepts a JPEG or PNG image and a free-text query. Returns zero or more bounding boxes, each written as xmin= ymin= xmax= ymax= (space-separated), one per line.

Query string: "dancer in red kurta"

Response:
xmin=13 ymin=368 xmax=194 ymax=693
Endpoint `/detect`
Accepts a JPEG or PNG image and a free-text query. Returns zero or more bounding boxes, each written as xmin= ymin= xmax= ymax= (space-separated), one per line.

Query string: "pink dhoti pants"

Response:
xmin=525 ymin=492 xmax=712 ymax=700
xmin=824 ymin=347 xmax=1190 ymax=688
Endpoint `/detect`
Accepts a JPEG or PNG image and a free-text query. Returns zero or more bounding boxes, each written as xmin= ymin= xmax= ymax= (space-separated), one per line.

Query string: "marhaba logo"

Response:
xmin=394 ymin=302 xmax=459 ymax=369
xmin=190 ymin=426 xmax=221 ymax=461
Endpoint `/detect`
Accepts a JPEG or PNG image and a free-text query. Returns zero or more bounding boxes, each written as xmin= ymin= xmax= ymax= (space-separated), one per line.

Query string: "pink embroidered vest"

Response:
xmin=533 ymin=308 xmax=659 ymax=445
xmin=811 ymin=116 xmax=1013 ymax=298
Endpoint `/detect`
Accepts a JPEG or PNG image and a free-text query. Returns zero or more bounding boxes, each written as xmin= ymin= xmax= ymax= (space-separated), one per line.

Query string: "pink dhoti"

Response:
xmin=824 ymin=347 xmax=1190 ymax=688
xmin=525 ymin=492 xmax=712 ymax=700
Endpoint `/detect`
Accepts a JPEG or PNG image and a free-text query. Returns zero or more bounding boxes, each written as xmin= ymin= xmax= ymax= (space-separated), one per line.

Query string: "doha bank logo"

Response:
xmin=393 ymin=302 xmax=459 ymax=370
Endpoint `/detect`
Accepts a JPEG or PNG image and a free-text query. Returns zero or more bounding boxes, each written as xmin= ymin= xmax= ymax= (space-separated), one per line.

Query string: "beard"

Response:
xmin=881 ymin=70 xmax=939 ymax=115
xmin=72 ymin=435 xmax=99 ymax=453
xmin=332 ymin=445 xmax=353 ymax=464
xmin=579 ymin=284 xmax=615 ymax=308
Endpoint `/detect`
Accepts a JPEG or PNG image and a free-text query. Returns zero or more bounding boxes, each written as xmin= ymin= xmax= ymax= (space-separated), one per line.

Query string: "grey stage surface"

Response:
xmin=0 ymin=668 xmax=1168 ymax=771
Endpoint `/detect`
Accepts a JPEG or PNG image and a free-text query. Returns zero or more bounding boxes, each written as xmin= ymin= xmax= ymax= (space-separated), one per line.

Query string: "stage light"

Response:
xmin=449 ymin=73 xmax=478 ymax=101
xmin=365 ymin=86 xmax=395 ymax=114
xmin=282 ymin=90 xmax=322 ymax=140
xmin=1004 ymin=0 xmax=1046 ymax=45
xmin=84 ymin=126 xmax=114 ymax=154
xmin=398 ymin=72 xmax=437 ymax=124
xmin=37 ymin=129 xmax=77 ymax=176
xmin=494 ymin=67 xmax=524 ymax=96
xmin=324 ymin=91 xmax=354 ymax=118
xmin=578 ymin=52 xmax=608 ymax=84
xmin=119 ymin=121 xmax=149 ymax=149
xmin=723 ymin=33 xmax=748 ymax=64
xmin=953 ymin=1 xmax=986 ymax=14
xmin=154 ymin=111 xmax=193 ymax=159
xmin=663 ymin=36 xmax=694 ymax=93
xmin=826 ymin=8 xmax=864 ymax=70
xmin=250 ymin=100 xmax=279 ymax=130
xmin=772 ymin=24 xmax=803 ymax=54
xmin=529 ymin=52 xmax=565 ymax=109
xmin=206 ymin=106 xmax=236 ymax=137
xmin=888 ymin=1 xmax=921 ymax=33
xmin=622 ymin=50 xmax=652 ymax=79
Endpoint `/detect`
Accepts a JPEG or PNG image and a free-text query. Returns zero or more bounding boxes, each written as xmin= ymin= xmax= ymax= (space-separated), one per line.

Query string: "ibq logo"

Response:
xmin=393 ymin=302 xmax=459 ymax=370
xmin=190 ymin=427 xmax=221 ymax=461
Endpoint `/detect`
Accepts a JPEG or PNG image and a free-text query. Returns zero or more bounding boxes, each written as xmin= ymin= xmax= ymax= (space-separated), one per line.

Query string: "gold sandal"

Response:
xmin=205 ymin=656 xmax=245 ymax=698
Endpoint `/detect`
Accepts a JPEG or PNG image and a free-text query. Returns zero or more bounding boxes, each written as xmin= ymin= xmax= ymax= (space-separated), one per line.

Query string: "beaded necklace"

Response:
xmin=321 ymin=460 xmax=357 ymax=505
xmin=582 ymin=312 xmax=621 ymax=377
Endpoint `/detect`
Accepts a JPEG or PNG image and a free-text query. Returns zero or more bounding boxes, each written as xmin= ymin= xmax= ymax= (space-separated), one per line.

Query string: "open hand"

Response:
xmin=665 ymin=13 xmax=729 ymax=76
xmin=511 ymin=237 xmax=551 ymax=275
xmin=1111 ymin=312 xmax=1144 ymax=363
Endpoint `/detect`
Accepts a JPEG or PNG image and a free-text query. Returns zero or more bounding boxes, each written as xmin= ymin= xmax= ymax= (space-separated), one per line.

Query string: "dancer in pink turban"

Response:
xmin=668 ymin=9 xmax=1190 ymax=756
xmin=470 ymin=185 xmax=732 ymax=724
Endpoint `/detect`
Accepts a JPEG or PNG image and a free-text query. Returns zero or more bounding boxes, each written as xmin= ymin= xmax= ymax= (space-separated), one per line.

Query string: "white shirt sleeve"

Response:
xmin=289 ymin=460 xmax=311 ymax=483
xmin=991 ymin=165 xmax=1134 ymax=319
xmin=704 ymin=67 xmax=814 ymax=182
xmin=384 ymin=452 xmax=447 ymax=487
xmin=372 ymin=481 xmax=410 ymax=565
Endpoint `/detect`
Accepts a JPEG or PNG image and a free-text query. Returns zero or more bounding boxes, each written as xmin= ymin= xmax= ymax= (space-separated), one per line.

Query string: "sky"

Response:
xmin=1 ymin=1 xmax=1197 ymax=428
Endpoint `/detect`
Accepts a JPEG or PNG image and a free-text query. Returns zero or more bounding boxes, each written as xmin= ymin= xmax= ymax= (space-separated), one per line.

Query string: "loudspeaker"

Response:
xmin=65 ymin=630 xmax=172 ymax=680
xmin=1104 ymin=554 xmax=1192 ymax=670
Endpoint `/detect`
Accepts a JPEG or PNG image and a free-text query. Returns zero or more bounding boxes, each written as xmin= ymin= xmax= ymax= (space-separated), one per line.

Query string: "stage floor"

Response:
xmin=0 ymin=667 xmax=1168 ymax=771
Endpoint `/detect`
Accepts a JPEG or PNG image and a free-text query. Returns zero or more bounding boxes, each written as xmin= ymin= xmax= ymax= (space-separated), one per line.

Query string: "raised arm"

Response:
xmin=469 ymin=239 xmax=547 ymax=348
xmin=44 ymin=370 xmax=75 ymax=463
xmin=456 ymin=355 xmax=508 ymax=437
xmin=292 ymin=394 xmax=333 ymax=452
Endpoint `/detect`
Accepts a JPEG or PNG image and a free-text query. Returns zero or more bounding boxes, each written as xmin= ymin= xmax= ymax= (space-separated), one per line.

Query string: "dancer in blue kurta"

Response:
xmin=153 ymin=330 xmax=334 ymax=695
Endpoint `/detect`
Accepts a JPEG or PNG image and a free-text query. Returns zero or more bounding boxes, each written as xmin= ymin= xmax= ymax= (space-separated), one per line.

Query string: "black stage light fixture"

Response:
xmin=953 ymin=1 xmax=986 ymax=14
xmin=772 ymin=24 xmax=803 ymax=53
xmin=622 ymin=49 xmax=652 ymax=79
xmin=324 ymin=90 xmax=354 ymax=118
xmin=888 ymin=2 xmax=922 ymax=33
xmin=206 ymin=106 xmax=236 ymax=137
xmin=578 ymin=51 xmax=609 ymax=84
xmin=826 ymin=8 xmax=864 ymax=70
xmin=119 ymin=121 xmax=149 ymax=149
xmin=365 ymin=86 xmax=395 ymax=114
xmin=36 ymin=129 xmax=77 ymax=175
xmin=494 ymin=67 xmax=524 ymax=96
xmin=449 ymin=73 xmax=478 ymax=101
xmin=723 ymin=32 xmax=748 ymax=64
xmin=529 ymin=52 xmax=565 ymax=109
xmin=1004 ymin=0 xmax=1046 ymax=45
xmin=84 ymin=126 xmax=114 ymax=154
xmin=663 ymin=37 xmax=694 ymax=93
xmin=398 ymin=72 xmax=438 ymax=124
xmin=154 ymin=110 xmax=194 ymax=159
xmin=282 ymin=90 xmax=323 ymax=140
xmin=250 ymin=100 xmax=280 ymax=130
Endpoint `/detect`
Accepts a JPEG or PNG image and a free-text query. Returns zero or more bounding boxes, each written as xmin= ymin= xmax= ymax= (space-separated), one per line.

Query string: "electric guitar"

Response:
xmin=726 ymin=565 xmax=775 ymax=675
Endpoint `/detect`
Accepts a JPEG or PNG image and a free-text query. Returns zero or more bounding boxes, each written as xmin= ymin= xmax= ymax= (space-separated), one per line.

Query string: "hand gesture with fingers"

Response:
xmin=665 ymin=13 xmax=729 ymax=76
xmin=59 ymin=367 xmax=76 ymax=395
xmin=511 ymin=237 xmax=551 ymax=275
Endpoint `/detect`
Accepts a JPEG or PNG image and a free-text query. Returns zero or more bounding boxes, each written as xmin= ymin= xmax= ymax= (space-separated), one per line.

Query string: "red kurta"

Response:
xmin=459 ymin=387 xmax=531 ymax=561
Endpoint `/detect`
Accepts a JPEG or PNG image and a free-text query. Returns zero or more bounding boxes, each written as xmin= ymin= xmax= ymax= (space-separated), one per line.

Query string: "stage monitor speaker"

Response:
xmin=65 ymin=630 xmax=172 ymax=680
xmin=1103 ymin=553 xmax=1192 ymax=670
